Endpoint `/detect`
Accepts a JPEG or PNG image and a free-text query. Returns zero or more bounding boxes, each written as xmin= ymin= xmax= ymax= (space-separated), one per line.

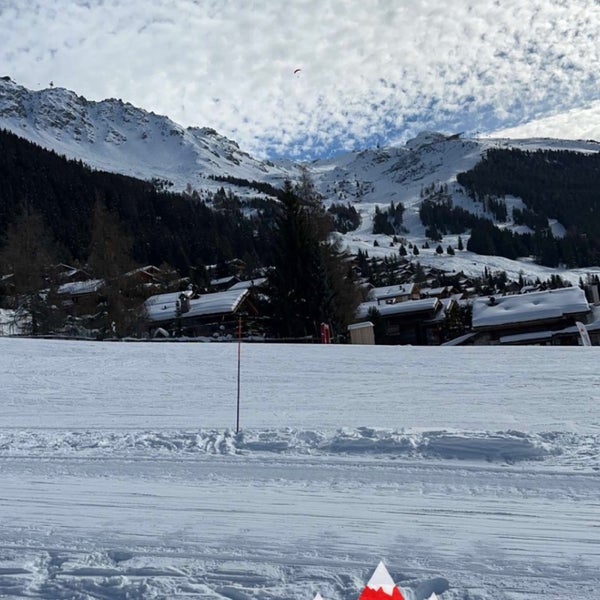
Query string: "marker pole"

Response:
xmin=236 ymin=317 xmax=242 ymax=433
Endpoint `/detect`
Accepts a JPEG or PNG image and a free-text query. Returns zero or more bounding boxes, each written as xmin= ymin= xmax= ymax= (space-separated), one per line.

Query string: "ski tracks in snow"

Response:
xmin=0 ymin=452 xmax=598 ymax=599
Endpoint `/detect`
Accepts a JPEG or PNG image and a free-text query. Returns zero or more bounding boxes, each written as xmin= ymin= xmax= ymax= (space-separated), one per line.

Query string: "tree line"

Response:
xmin=456 ymin=147 xmax=600 ymax=267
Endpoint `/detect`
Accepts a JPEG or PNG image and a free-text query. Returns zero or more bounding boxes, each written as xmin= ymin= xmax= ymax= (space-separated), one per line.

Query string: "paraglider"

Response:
xmin=293 ymin=68 xmax=301 ymax=75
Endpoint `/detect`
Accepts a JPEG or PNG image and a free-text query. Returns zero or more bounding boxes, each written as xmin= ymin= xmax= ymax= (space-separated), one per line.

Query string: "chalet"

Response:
xmin=210 ymin=274 xmax=240 ymax=291
xmin=470 ymin=287 xmax=592 ymax=345
xmin=52 ymin=263 xmax=92 ymax=283
xmin=57 ymin=278 xmax=105 ymax=315
xmin=228 ymin=277 xmax=267 ymax=291
xmin=123 ymin=265 xmax=164 ymax=286
xmin=144 ymin=287 xmax=254 ymax=337
xmin=419 ymin=285 xmax=453 ymax=299
xmin=355 ymin=297 xmax=448 ymax=344
xmin=367 ymin=283 xmax=420 ymax=304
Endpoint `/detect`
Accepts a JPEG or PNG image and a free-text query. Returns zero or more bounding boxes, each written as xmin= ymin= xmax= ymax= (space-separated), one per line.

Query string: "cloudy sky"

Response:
xmin=2 ymin=0 xmax=599 ymax=158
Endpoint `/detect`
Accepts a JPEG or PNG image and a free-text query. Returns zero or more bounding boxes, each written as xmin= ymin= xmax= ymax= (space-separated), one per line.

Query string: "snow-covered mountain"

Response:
xmin=309 ymin=131 xmax=600 ymax=284
xmin=2 ymin=77 xmax=600 ymax=284
xmin=0 ymin=76 xmax=294 ymax=194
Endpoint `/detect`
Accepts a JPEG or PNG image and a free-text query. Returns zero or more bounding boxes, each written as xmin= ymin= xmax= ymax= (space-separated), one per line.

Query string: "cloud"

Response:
xmin=1 ymin=0 xmax=599 ymax=158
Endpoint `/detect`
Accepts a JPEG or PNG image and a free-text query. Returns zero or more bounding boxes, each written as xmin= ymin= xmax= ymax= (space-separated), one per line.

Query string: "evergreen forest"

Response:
xmin=456 ymin=148 xmax=600 ymax=267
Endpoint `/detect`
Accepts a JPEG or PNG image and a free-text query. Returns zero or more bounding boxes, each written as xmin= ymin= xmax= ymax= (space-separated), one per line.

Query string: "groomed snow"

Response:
xmin=0 ymin=338 xmax=599 ymax=600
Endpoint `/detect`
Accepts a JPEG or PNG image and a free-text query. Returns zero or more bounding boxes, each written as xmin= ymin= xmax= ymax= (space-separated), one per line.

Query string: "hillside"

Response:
xmin=2 ymin=77 xmax=600 ymax=283
xmin=0 ymin=128 xmax=271 ymax=275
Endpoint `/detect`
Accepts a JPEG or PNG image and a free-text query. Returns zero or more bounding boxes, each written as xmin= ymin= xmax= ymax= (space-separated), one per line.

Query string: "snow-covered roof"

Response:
xmin=367 ymin=283 xmax=415 ymax=302
xmin=144 ymin=290 xmax=194 ymax=307
xmin=426 ymin=298 xmax=455 ymax=323
xmin=54 ymin=263 xmax=91 ymax=280
xmin=57 ymin=278 xmax=104 ymax=296
xmin=420 ymin=286 xmax=448 ymax=296
xmin=210 ymin=275 xmax=238 ymax=287
xmin=229 ymin=277 xmax=267 ymax=290
xmin=472 ymin=287 xmax=590 ymax=329
xmin=186 ymin=288 xmax=249 ymax=319
xmin=499 ymin=331 xmax=554 ymax=344
xmin=357 ymin=297 xmax=439 ymax=320
xmin=146 ymin=288 xmax=249 ymax=323
xmin=124 ymin=265 xmax=162 ymax=278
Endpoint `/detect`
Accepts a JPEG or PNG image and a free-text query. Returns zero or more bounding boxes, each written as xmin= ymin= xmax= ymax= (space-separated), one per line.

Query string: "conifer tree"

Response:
xmin=87 ymin=198 xmax=140 ymax=337
xmin=267 ymin=181 xmax=360 ymax=340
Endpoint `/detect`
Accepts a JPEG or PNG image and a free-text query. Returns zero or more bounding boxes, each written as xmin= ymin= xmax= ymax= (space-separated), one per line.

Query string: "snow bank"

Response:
xmin=1 ymin=427 xmax=591 ymax=466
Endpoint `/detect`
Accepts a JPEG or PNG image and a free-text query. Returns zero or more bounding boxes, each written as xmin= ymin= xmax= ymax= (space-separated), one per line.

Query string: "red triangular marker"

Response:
xmin=358 ymin=562 xmax=405 ymax=600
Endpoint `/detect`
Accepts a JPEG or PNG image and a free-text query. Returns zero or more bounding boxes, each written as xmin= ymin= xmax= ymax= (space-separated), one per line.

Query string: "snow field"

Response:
xmin=0 ymin=338 xmax=599 ymax=599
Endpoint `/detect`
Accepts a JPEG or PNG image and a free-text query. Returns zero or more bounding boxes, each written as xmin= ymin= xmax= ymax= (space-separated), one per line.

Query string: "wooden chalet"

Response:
xmin=469 ymin=287 xmax=593 ymax=345
xmin=367 ymin=283 xmax=420 ymax=305
xmin=355 ymin=296 xmax=451 ymax=344
xmin=144 ymin=287 xmax=256 ymax=337
xmin=56 ymin=278 xmax=105 ymax=316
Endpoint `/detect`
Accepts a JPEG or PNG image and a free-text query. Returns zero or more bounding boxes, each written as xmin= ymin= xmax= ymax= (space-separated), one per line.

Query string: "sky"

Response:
xmin=1 ymin=0 xmax=600 ymax=159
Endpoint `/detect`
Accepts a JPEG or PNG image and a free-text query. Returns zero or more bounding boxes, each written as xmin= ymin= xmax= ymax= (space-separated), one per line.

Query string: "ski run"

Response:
xmin=0 ymin=338 xmax=598 ymax=599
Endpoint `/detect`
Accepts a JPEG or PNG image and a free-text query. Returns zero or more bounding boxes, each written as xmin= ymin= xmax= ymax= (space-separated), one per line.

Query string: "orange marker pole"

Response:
xmin=236 ymin=317 xmax=242 ymax=433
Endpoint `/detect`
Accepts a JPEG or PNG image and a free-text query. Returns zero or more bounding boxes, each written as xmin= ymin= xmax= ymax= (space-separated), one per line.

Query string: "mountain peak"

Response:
xmin=0 ymin=77 xmax=291 ymax=192
xmin=405 ymin=130 xmax=448 ymax=150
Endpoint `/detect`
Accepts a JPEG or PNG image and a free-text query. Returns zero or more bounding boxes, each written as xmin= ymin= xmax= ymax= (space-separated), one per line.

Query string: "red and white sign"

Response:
xmin=312 ymin=561 xmax=440 ymax=599
xmin=357 ymin=562 xmax=406 ymax=600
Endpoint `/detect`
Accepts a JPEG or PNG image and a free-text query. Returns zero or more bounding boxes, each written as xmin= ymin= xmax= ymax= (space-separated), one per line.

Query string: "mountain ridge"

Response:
xmin=2 ymin=76 xmax=600 ymax=284
xmin=0 ymin=76 xmax=293 ymax=193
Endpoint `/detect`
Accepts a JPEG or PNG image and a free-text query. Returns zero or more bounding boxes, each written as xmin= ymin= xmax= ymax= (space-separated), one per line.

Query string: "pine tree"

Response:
xmin=267 ymin=182 xmax=360 ymax=340
xmin=87 ymin=198 xmax=140 ymax=337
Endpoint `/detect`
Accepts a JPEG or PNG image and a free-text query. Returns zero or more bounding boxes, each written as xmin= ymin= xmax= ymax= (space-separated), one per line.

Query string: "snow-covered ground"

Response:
xmin=0 ymin=338 xmax=598 ymax=599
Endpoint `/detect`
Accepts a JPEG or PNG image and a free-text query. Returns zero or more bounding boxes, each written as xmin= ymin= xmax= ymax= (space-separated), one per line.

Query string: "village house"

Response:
xmin=468 ymin=286 xmax=593 ymax=345
xmin=210 ymin=274 xmax=241 ymax=291
xmin=354 ymin=296 xmax=454 ymax=345
xmin=366 ymin=283 xmax=420 ymax=304
xmin=144 ymin=287 xmax=255 ymax=338
xmin=57 ymin=278 xmax=106 ymax=316
xmin=419 ymin=285 xmax=454 ymax=299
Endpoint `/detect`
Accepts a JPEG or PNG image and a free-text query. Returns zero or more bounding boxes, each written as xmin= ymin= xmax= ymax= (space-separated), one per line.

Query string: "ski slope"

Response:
xmin=0 ymin=338 xmax=599 ymax=599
